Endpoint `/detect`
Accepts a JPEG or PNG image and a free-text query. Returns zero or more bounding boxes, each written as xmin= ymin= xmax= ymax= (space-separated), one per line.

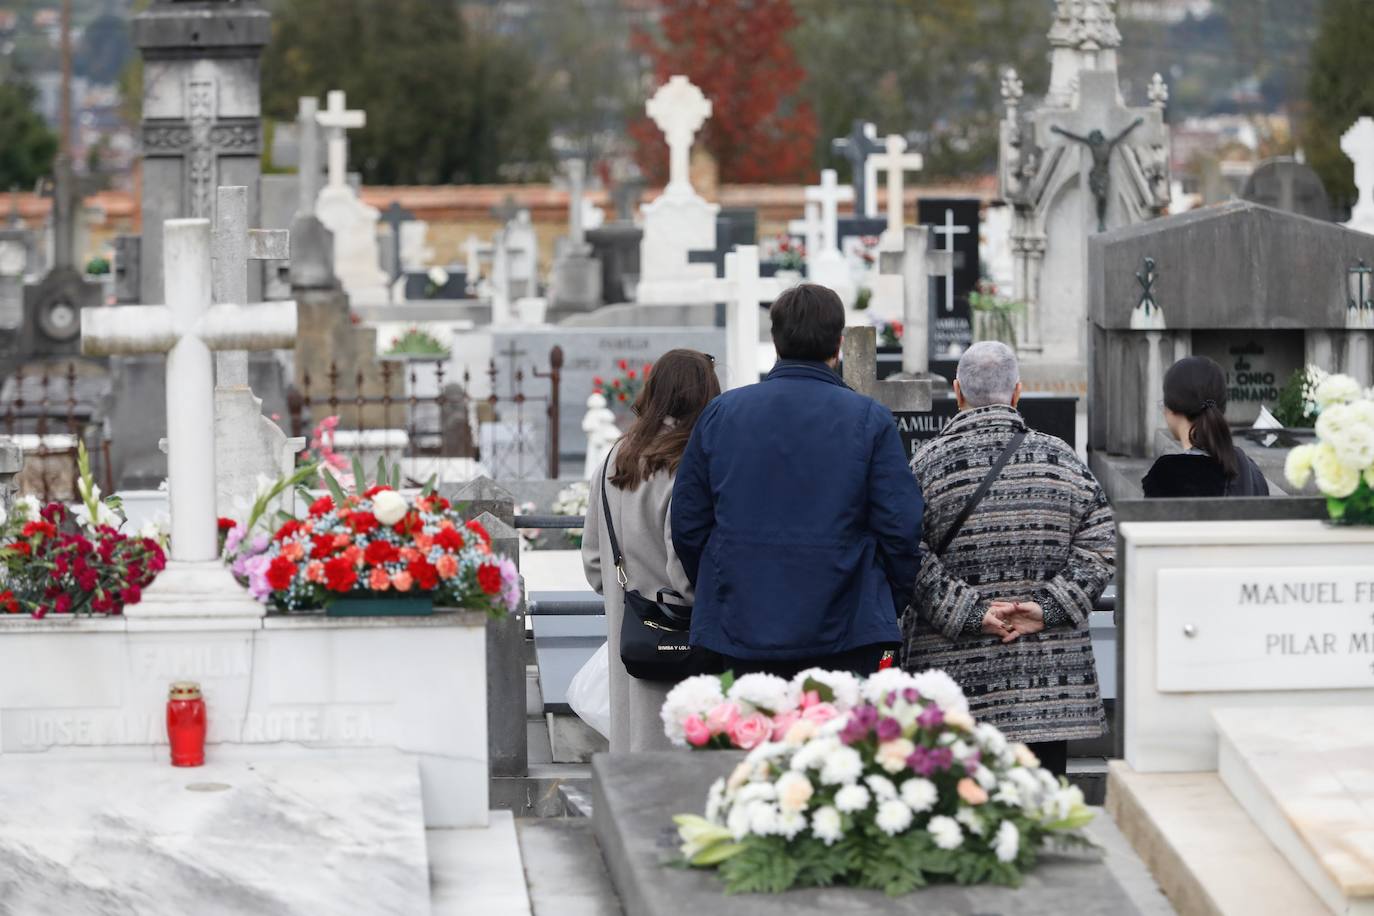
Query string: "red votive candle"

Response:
xmin=166 ymin=681 xmax=207 ymax=767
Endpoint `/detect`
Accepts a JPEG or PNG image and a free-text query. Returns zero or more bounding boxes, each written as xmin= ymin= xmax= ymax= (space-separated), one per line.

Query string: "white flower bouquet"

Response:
xmin=669 ymin=668 xmax=1095 ymax=895
xmin=1285 ymin=372 xmax=1374 ymax=524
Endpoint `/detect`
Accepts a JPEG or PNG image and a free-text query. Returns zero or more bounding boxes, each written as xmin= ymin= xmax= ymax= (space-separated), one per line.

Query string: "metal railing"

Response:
xmin=0 ymin=362 xmax=112 ymax=502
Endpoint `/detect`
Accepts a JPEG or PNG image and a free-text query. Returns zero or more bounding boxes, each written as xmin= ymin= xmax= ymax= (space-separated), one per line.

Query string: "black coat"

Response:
xmin=1141 ymin=448 xmax=1270 ymax=498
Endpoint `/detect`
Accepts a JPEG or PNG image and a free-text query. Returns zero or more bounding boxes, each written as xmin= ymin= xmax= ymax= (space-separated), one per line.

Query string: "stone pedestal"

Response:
xmin=316 ymin=187 xmax=389 ymax=305
xmin=637 ymin=192 xmax=719 ymax=304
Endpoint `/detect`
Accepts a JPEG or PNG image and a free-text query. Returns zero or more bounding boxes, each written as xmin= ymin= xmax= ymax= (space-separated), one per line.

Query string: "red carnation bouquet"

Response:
xmin=0 ymin=444 xmax=166 ymax=618
xmin=225 ymin=459 xmax=519 ymax=616
xmin=593 ymin=359 xmax=652 ymax=411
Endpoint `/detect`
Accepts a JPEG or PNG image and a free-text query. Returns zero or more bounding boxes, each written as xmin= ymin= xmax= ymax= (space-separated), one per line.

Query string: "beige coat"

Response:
xmin=582 ymin=442 xmax=693 ymax=752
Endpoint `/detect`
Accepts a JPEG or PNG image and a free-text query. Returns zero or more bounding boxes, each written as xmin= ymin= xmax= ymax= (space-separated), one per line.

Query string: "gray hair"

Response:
xmin=956 ymin=341 xmax=1020 ymax=407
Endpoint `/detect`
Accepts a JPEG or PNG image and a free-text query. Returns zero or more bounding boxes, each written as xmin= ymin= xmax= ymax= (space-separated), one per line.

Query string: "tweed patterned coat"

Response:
xmin=902 ymin=405 xmax=1113 ymax=743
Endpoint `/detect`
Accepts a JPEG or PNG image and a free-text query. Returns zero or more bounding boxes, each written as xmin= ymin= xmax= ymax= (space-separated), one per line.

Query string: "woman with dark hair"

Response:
xmin=1142 ymin=355 xmax=1269 ymax=498
xmin=582 ymin=349 xmax=721 ymax=751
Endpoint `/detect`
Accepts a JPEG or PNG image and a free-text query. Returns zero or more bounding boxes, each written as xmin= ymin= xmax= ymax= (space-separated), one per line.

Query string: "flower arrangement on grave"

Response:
xmin=1284 ymin=372 xmax=1374 ymax=525
xmin=0 ymin=444 xmax=166 ymax=618
xmin=665 ymin=668 xmax=1096 ymax=895
xmin=593 ymin=360 xmax=651 ymax=411
xmin=771 ymin=234 xmax=806 ymax=272
xmin=968 ymin=280 xmax=1026 ymax=349
xmin=385 ymin=326 xmax=450 ymax=358
xmin=424 ymin=267 xmax=450 ymax=299
xmin=226 ymin=457 xmax=520 ymax=616
xmin=84 ymin=255 xmax=110 ymax=276
xmin=300 ymin=415 xmax=353 ymax=490
xmin=875 ymin=319 xmax=904 ymax=349
xmin=1272 ymin=365 xmax=1325 ymax=429
xmin=552 ymin=480 xmax=589 ymax=548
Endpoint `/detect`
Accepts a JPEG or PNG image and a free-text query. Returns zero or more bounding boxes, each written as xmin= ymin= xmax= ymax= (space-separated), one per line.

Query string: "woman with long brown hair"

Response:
xmin=582 ymin=349 xmax=721 ymax=751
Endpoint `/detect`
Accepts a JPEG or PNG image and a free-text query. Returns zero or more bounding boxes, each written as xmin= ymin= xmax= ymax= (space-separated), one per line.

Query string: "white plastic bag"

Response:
xmin=567 ymin=642 xmax=611 ymax=739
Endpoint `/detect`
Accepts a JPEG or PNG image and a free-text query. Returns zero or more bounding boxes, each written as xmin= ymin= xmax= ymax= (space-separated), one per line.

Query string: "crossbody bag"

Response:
xmin=935 ymin=431 xmax=1027 ymax=556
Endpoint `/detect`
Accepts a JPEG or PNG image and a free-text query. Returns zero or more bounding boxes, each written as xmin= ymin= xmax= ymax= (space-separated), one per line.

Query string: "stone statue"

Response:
xmin=1052 ymin=118 xmax=1143 ymax=232
xmin=582 ymin=392 xmax=621 ymax=480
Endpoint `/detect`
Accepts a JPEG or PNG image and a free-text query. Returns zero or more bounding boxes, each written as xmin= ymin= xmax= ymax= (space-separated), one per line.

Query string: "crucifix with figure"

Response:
xmin=831 ymin=120 xmax=882 ymax=219
xmin=1052 ymin=117 xmax=1143 ymax=233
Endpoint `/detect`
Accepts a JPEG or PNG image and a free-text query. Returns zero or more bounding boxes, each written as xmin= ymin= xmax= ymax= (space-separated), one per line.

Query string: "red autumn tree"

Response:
xmin=630 ymin=0 xmax=818 ymax=185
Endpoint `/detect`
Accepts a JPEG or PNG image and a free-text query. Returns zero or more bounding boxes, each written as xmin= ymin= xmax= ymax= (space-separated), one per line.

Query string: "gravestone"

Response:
xmin=1241 ymin=158 xmax=1332 ymax=222
xmin=998 ymin=0 xmax=1170 ymax=365
xmin=1087 ymin=201 xmax=1374 ymax=497
xmin=805 ymin=169 xmax=856 ymax=306
xmin=133 ymin=0 xmax=270 ymax=305
xmin=490 ymin=325 xmax=724 ymax=463
xmin=314 ymin=90 xmax=389 ymax=304
xmin=637 ymin=76 xmax=720 ymax=304
xmin=895 ymin=395 xmax=1078 ymax=459
xmin=1343 ymin=117 xmax=1374 ymax=236
xmin=586 ymin=224 xmax=641 ymax=304
xmin=920 ymin=198 xmax=980 ymax=378
xmin=841 ymin=325 xmax=931 ymax=413
xmin=549 ymin=160 xmax=603 ymax=319
xmin=378 ymin=201 xmax=415 ymax=285
xmin=831 ymin=119 xmax=881 ymax=219
xmin=868 ymin=134 xmax=923 ymax=251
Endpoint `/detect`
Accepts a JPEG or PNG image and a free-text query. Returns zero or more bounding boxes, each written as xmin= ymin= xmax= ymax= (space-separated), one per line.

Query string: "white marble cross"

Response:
xmin=1344 ymin=117 xmax=1374 ymax=235
xmin=566 ymin=159 xmax=587 ymax=247
xmin=877 ymin=226 xmax=953 ymax=376
xmin=212 ymin=186 xmax=290 ymax=387
xmin=787 ymin=201 xmax=822 ymax=274
xmin=82 ymin=219 xmax=297 ymax=563
xmin=646 ymin=76 xmax=712 ymax=196
xmin=296 ymin=96 xmax=322 ymax=217
xmin=316 ymin=90 xmax=365 ymax=191
xmin=690 ymin=245 xmax=786 ymax=390
xmin=869 ymin=135 xmax=924 ymax=249
xmin=930 ymin=208 xmax=969 ymax=315
xmin=805 ymin=169 xmax=857 ymax=304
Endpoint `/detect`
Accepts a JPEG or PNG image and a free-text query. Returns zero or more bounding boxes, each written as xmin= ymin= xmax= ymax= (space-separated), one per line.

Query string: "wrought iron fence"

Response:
xmin=0 ymin=362 xmax=112 ymax=503
xmin=287 ymin=346 xmax=564 ymax=480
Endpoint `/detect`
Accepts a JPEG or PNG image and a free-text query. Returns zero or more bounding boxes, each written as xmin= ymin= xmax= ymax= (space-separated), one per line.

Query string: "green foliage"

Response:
xmin=260 ymin=0 xmax=552 ymax=184
xmin=1273 ymin=367 xmax=1316 ymax=428
xmin=718 ymin=838 xmax=801 ymax=895
xmin=85 ymin=256 xmax=110 ymax=276
xmin=1303 ymin=0 xmax=1374 ymax=206
xmin=385 ymin=327 xmax=449 ymax=358
xmin=1328 ymin=480 xmax=1374 ymax=525
xmin=0 ymin=82 xmax=57 ymax=190
xmin=969 ymin=286 xmax=1025 ymax=349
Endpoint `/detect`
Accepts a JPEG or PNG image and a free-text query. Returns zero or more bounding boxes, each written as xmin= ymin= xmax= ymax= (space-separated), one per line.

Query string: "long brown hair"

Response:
xmin=1163 ymin=355 xmax=1239 ymax=479
xmin=610 ymin=349 xmax=720 ymax=490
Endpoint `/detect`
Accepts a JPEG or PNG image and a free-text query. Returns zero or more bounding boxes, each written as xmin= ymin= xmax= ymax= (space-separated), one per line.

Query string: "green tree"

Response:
xmin=260 ymin=0 xmax=551 ymax=184
xmin=0 ymin=81 xmax=58 ymax=189
xmin=1302 ymin=0 xmax=1374 ymax=207
xmin=793 ymin=0 xmax=1051 ymax=179
xmin=77 ymin=13 xmax=133 ymax=85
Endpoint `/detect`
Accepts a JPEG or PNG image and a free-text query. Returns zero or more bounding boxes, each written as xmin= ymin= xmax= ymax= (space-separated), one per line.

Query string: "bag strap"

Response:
xmin=600 ymin=454 xmax=628 ymax=588
xmin=935 ymin=430 xmax=1026 ymax=556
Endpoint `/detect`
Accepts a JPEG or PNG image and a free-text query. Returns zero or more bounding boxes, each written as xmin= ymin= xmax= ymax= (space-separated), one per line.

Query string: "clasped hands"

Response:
xmin=981 ymin=601 xmax=1044 ymax=644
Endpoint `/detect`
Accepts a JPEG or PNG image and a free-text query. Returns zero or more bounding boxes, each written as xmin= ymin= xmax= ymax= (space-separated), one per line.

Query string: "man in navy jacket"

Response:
xmin=672 ymin=283 xmax=924 ymax=677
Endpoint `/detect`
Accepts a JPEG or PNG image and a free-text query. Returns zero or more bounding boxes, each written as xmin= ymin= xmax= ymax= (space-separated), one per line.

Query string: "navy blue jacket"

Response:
xmin=671 ymin=360 xmax=924 ymax=660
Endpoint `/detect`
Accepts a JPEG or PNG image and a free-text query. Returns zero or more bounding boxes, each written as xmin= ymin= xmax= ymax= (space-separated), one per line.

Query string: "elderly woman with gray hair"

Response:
xmin=901 ymin=342 xmax=1114 ymax=777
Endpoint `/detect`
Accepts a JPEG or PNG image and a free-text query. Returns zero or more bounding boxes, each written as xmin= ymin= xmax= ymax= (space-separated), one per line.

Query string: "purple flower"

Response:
xmin=876 ymin=716 xmax=902 ymax=742
xmin=244 ymin=553 xmax=273 ymax=602
xmin=250 ymin=533 xmax=270 ymax=555
xmin=906 ymin=744 xmax=955 ymax=777
xmin=902 ymin=688 xmax=920 ymax=704
xmin=224 ymin=523 xmax=246 ymax=556
xmin=917 ymin=704 xmax=944 ymax=730
xmin=498 ymin=557 xmax=521 ymax=612
xmin=964 ymin=749 xmax=982 ymax=770
xmin=839 ymin=704 xmax=879 ymax=744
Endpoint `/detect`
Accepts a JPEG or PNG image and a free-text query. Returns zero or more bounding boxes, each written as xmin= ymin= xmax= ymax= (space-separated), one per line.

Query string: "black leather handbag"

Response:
xmin=600 ymin=458 xmax=718 ymax=682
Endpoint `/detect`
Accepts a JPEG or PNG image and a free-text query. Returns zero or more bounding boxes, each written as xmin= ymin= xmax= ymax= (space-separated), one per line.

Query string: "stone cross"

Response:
xmin=869 ymin=134 xmax=924 ymax=249
xmin=646 ymin=76 xmax=712 ymax=196
xmin=841 ymin=325 xmax=932 ymax=412
xmin=930 ymin=207 xmax=970 ymax=315
xmin=787 ymin=200 xmax=822 ymax=271
xmin=805 ymin=169 xmax=854 ymax=257
xmin=316 ymin=90 xmax=365 ymax=192
xmin=1344 ymin=117 xmax=1374 ymax=235
xmin=296 ymin=96 xmax=322 ymax=217
xmin=566 ymin=159 xmax=588 ymax=247
xmin=687 ymin=216 xmax=734 ymax=277
xmin=831 ymin=120 xmax=882 ymax=218
xmin=82 ymin=218 xmax=297 ymax=563
xmin=880 ymin=225 xmax=953 ymax=376
xmin=142 ymin=77 xmax=258 ymax=222
xmin=693 ymin=245 xmax=786 ymax=390
xmin=379 ymin=201 xmax=415 ymax=282
xmin=212 ymin=186 xmax=290 ymax=387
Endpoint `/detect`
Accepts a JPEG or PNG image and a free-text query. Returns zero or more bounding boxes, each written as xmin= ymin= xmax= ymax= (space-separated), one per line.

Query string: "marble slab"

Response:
xmin=0 ymin=756 xmax=431 ymax=915
xmin=1216 ymin=707 xmax=1374 ymax=916
xmin=1107 ymin=760 xmax=1325 ymax=916
xmin=593 ymin=752 xmax=1171 ymax=916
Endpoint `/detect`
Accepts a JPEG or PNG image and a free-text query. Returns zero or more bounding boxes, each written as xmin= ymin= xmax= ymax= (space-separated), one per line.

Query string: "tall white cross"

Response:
xmin=930 ymin=208 xmax=969 ymax=314
xmin=646 ymin=76 xmax=712 ymax=196
xmin=295 ymin=96 xmax=322 ymax=217
xmin=316 ymin=90 xmax=365 ymax=192
xmin=805 ymin=169 xmax=856 ymax=304
xmin=690 ymin=245 xmax=786 ymax=390
xmin=212 ymin=186 xmax=290 ymax=387
xmin=869 ymin=135 xmax=924 ymax=249
xmin=82 ymin=219 xmax=297 ymax=562
xmin=787 ymin=200 xmax=822 ymax=275
xmin=1344 ymin=117 xmax=1374 ymax=235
